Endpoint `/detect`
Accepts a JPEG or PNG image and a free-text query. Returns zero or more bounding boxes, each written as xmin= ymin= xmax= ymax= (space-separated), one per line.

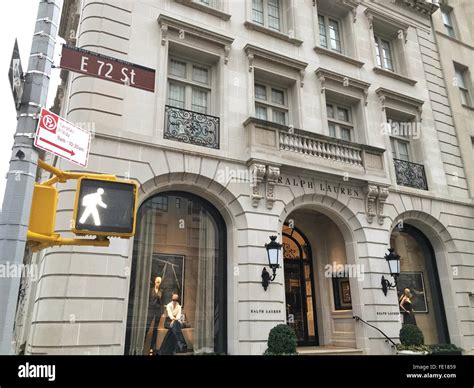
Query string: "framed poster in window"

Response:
xmin=332 ymin=277 xmax=352 ymax=310
xmin=397 ymin=271 xmax=428 ymax=313
xmin=151 ymin=254 xmax=185 ymax=306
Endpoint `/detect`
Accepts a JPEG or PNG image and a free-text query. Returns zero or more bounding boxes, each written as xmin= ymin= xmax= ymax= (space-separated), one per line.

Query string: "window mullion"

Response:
xmin=325 ymin=16 xmax=331 ymax=47
xmin=186 ymin=84 xmax=193 ymax=111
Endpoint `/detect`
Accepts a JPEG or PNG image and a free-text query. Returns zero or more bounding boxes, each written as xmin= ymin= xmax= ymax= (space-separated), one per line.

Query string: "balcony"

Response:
xmin=244 ymin=118 xmax=387 ymax=182
xmin=393 ymin=159 xmax=428 ymax=190
xmin=164 ymin=105 xmax=219 ymax=149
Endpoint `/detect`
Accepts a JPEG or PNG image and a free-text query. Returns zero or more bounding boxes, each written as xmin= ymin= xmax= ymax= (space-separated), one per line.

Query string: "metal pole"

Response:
xmin=0 ymin=0 xmax=63 ymax=354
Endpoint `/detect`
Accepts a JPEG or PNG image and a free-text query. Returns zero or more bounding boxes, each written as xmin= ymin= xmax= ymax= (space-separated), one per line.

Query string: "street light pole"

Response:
xmin=0 ymin=0 xmax=63 ymax=354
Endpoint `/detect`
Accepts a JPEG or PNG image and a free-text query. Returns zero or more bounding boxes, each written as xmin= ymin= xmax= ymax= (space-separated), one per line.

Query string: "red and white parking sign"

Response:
xmin=34 ymin=108 xmax=91 ymax=167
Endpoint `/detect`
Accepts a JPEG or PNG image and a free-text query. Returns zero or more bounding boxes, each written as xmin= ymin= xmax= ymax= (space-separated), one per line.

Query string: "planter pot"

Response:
xmin=397 ymin=350 xmax=429 ymax=355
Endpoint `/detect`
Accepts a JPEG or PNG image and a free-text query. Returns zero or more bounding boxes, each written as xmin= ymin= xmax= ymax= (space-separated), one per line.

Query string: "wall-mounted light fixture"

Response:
xmin=381 ymin=248 xmax=400 ymax=296
xmin=262 ymin=236 xmax=282 ymax=291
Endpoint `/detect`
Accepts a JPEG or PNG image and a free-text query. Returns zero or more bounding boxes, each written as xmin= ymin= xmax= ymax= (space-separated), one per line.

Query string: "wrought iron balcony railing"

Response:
xmin=164 ymin=105 xmax=219 ymax=149
xmin=393 ymin=158 xmax=428 ymax=190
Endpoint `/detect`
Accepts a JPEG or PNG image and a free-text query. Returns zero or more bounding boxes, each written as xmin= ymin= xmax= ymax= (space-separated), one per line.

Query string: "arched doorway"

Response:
xmin=283 ymin=225 xmax=318 ymax=345
xmin=391 ymin=223 xmax=450 ymax=345
xmin=282 ymin=208 xmax=357 ymax=349
xmin=125 ymin=191 xmax=227 ymax=355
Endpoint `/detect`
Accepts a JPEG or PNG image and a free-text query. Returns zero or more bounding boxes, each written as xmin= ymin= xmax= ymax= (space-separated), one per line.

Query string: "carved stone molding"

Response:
xmin=224 ymin=45 xmax=231 ymax=65
xmin=300 ymin=69 xmax=305 ymax=88
xmin=250 ymin=163 xmax=266 ymax=207
xmin=377 ymin=186 xmax=390 ymax=225
xmin=266 ymin=166 xmax=280 ymax=209
xmin=364 ymin=184 xmax=379 ymax=224
xmin=317 ymin=74 xmax=326 ymax=94
xmin=247 ymin=53 xmax=254 ymax=73
xmin=160 ymin=24 xmax=168 ymax=46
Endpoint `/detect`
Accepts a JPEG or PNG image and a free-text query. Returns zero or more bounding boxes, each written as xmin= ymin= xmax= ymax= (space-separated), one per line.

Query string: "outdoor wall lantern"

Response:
xmin=381 ymin=248 xmax=400 ymax=296
xmin=262 ymin=236 xmax=282 ymax=291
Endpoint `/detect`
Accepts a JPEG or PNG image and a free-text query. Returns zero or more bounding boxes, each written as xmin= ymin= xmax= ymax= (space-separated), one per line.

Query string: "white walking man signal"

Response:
xmin=79 ymin=188 xmax=107 ymax=226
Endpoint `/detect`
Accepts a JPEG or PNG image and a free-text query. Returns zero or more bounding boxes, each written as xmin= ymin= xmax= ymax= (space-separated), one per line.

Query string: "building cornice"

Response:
xmin=394 ymin=0 xmax=440 ymax=17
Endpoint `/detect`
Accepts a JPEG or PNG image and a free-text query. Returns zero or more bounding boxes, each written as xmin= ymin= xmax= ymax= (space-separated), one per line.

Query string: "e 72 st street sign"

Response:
xmin=60 ymin=45 xmax=155 ymax=92
xmin=34 ymin=108 xmax=91 ymax=167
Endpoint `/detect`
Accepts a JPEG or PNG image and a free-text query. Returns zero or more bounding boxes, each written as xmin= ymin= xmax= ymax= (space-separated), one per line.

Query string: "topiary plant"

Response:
xmin=399 ymin=324 xmax=424 ymax=346
xmin=264 ymin=324 xmax=297 ymax=355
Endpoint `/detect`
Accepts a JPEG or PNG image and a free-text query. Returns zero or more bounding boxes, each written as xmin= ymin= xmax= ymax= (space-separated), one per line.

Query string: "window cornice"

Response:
xmin=376 ymin=87 xmax=424 ymax=115
xmin=315 ymin=67 xmax=370 ymax=104
xmin=158 ymin=14 xmax=234 ymax=63
xmin=315 ymin=0 xmax=360 ymax=23
xmin=364 ymin=7 xmax=410 ymax=42
xmin=244 ymin=44 xmax=308 ymax=86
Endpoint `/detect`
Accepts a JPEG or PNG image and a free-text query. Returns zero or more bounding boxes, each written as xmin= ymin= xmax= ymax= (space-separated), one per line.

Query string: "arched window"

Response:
xmin=125 ymin=191 xmax=226 ymax=355
xmin=392 ymin=224 xmax=450 ymax=345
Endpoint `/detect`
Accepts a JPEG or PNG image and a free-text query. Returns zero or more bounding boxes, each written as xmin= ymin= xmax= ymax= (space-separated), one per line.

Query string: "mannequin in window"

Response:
xmin=145 ymin=276 xmax=163 ymax=355
xmin=399 ymin=288 xmax=417 ymax=326
xmin=159 ymin=293 xmax=187 ymax=355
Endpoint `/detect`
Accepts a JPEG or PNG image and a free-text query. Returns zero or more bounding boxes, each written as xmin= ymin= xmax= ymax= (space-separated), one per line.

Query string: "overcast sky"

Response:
xmin=0 ymin=0 xmax=62 ymax=210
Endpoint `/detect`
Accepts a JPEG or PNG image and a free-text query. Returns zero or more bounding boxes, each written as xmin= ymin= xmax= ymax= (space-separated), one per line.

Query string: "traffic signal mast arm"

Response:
xmin=38 ymin=159 xmax=116 ymax=186
xmin=27 ymin=159 xmax=118 ymax=252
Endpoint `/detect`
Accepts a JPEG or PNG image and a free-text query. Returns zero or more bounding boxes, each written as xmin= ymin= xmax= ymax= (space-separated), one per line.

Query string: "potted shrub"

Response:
xmin=397 ymin=324 xmax=429 ymax=355
xmin=264 ymin=324 xmax=298 ymax=355
xmin=428 ymin=344 xmax=463 ymax=355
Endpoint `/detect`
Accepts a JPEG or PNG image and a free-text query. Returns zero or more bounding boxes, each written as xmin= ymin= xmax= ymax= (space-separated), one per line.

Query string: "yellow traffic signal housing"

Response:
xmin=27 ymin=160 xmax=138 ymax=252
xmin=72 ymin=176 xmax=139 ymax=238
xmin=28 ymin=184 xmax=58 ymax=236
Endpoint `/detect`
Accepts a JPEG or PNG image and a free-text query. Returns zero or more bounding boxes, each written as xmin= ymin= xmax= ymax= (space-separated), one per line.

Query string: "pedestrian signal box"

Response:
xmin=72 ymin=177 xmax=138 ymax=237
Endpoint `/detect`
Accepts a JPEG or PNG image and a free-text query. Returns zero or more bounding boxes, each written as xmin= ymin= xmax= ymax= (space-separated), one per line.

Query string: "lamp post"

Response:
xmin=262 ymin=236 xmax=282 ymax=291
xmin=381 ymin=248 xmax=400 ymax=296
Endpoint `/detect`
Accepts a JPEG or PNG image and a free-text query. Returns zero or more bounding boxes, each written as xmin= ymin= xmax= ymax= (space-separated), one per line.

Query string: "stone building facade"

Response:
xmin=15 ymin=0 xmax=474 ymax=355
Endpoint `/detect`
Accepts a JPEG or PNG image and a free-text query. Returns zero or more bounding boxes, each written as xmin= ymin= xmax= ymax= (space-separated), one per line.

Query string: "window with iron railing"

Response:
xmin=165 ymin=57 xmax=219 ymax=149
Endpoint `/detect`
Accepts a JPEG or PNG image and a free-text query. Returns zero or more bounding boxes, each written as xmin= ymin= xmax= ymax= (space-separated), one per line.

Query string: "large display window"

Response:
xmin=125 ymin=192 xmax=227 ymax=355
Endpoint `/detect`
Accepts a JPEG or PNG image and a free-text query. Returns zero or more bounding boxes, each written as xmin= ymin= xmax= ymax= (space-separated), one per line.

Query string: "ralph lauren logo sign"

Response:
xmin=277 ymin=176 xmax=360 ymax=197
